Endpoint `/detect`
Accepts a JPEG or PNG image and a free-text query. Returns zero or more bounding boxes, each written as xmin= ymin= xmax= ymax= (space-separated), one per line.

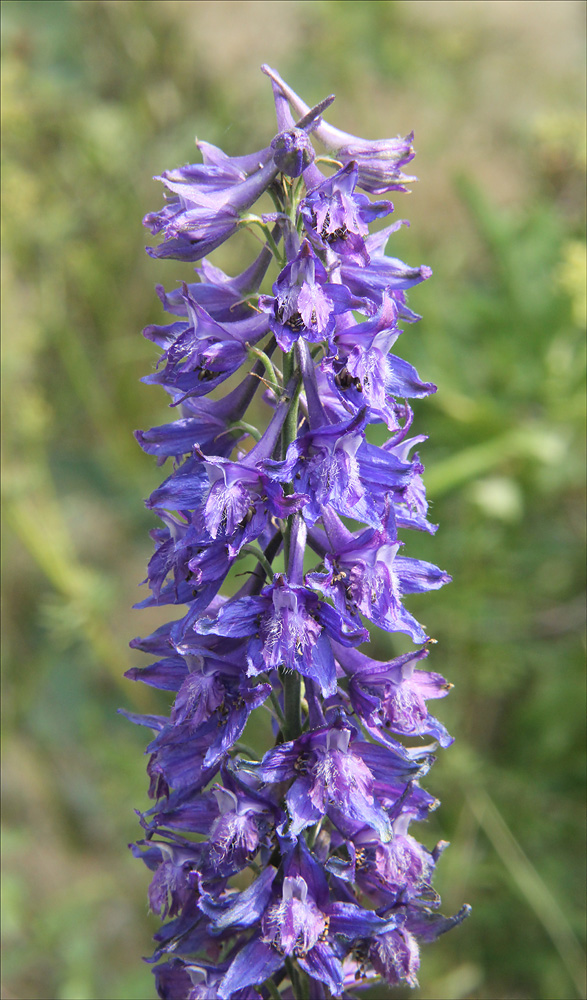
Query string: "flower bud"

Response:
xmin=271 ymin=127 xmax=315 ymax=176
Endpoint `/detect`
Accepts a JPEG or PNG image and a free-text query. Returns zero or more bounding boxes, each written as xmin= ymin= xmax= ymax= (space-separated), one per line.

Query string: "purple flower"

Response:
xmin=339 ymin=645 xmax=454 ymax=748
xmin=259 ymin=241 xmax=354 ymax=351
xmin=260 ymin=720 xmax=432 ymax=841
xmin=212 ymin=840 xmax=397 ymax=999
xmin=196 ymin=574 xmax=365 ymax=697
xmin=369 ymin=926 xmax=421 ymax=988
xmin=340 ymin=222 xmax=432 ymax=312
xmin=193 ymin=452 xmax=305 ymax=558
xmin=324 ymin=294 xmax=437 ymax=429
xmin=155 ymin=237 xmax=278 ymax=324
xmin=132 ymin=66 xmax=468 ymax=1000
xmin=153 ymin=959 xmax=263 ymax=1000
xmin=265 ymin=406 xmax=422 ymax=530
xmin=308 ymin=509 xmax=451 ymax=644
xmin=300 ymin=162 xmax=393 ymax=265
xmin=142 ymin=286 xmax=270 ymax=405
xmin=352 ymin=821 xmax=436 ymax=904
xmin=144 ymin=145 xmax=278 ymax=262
xmin=145 ymin=89 xmax=338 ymax=262
xmin=271 ymin=128 xmax=315 ymax=177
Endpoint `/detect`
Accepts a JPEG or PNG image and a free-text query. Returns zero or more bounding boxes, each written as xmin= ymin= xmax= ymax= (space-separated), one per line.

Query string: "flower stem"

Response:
xmin=280 ymin=346 xmax=303 ymax=743
xmin=238 ymin=544 xmax=275 ymax=580
xmin=229 ymin=419 xmax=263 ymax=442
xmin=265 ymin=980 xmax=282 ymax=1000
xmin=281 ymin=668 xmax=302 ymax=743
xmin=246 ymin=345 xmax=283 ymax=394
xmin=284 ymin=368 xmax=302 ymax=453
xmin=285 ymin=958 xmax=309 ymax=1000
xmin=267 ymin=687 xmax=285 ymax=725
xmin=240 ymin=215 xmax=286 ymax=266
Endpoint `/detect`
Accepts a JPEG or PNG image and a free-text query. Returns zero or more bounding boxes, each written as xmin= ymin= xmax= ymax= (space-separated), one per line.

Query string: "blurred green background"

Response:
xmin=1 ymin=2 xmax=585 ymax=999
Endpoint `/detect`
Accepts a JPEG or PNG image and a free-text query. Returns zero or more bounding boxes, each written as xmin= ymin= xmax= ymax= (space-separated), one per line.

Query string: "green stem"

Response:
xmin=265 ymin=980 xmax=282 ymax=1000
xmin=229 ymin=419 xmax=263 ymax=442
xmin=285 ymin=959 xmax=309 ymax=1000
xmin=232 ymin=742 xmax=258 ymax=758
xmin=315 ymin=155 xmax=343 ymax=169
xmin=291 ymin=174 xmax=305 ymax=204
xmin=238 ymin=544 xmax=275 ymax=581
xmin=285 ymin=959 xmax=300 ymax=998
xmin=281 ymin=669 xmax=302 ymax=743
xmin=281 ymin=350 xmax=295 ymax=574
xmin=279 ymin=346 xmax=303 ymax=743
xmin=307 ymin=817 xmax=323 ymax=849
xmin=268 ymin=688 xmax=285 ymax=725
xmin=284 ymin=375 xmax=302 ymax=455
xmin=246 ymin=345 xmax=283 ymax=395
xmin=282 ymin=350 xmax=295 ymax=398
xmin=240 ymin=215 xmax=286 ymax=267
xmin=309 ymin=343 xmax=325 ymax=361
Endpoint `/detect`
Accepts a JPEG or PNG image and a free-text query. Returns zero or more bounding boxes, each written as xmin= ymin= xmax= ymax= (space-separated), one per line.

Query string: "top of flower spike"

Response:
xmin=261 ymin=64 xmax=417 ymax=194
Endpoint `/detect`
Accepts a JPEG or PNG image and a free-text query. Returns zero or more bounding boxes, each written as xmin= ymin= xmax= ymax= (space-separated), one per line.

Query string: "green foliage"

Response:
xmin=2 ymin=2 xmax=585 ymax=998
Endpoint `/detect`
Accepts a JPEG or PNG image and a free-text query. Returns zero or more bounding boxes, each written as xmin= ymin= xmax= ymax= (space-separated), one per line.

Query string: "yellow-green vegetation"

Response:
xmin=2 ymin=2 xmax=585 ymax=998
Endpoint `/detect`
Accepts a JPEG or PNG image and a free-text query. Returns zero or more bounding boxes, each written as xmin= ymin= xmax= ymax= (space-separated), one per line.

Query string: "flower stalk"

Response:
xmin=128 ymin=66 xmax=469 ymax=1000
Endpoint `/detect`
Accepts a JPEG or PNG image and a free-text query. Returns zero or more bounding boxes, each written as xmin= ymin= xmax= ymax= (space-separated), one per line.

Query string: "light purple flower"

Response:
xmin=261 ymin=65 xmax=418 ymax=194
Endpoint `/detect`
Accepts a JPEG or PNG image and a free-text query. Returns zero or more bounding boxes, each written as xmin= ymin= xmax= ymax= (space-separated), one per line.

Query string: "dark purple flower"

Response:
xmin=352 ymin=821 xmax=436 ymax=904
xmin=153 ymin=958 xmax=233 ymax=1000
xmin=300 ymin=162 xmax=393 ymax=265
xmin=260 ymin=720 xmax=431 ymax=841
xmin=135 ymin=413 xmax=240 ymax=465
xmin=124 ymin=661 xmax=271 ymax=800
xmin=260 ymin=241 xmax=354 ymax=351
xmin=189 ymin=406 xmax=307 ymax=555
xmin=206 ymin=787 xmax=271 ymax=874
xmin=340 ymin=222 xmax=432 ymax=312
xmin=196 ymin=575 xmax=365 ymax=697
xmin=271 ymin=128 xmax=315 ymax=177
xmin=369 ymin=926 xmax=421 ymax=988
xmin=265 ymin=407 xmax=422 ymax=529
xmin=338 ymin=645 xmax=454 ymax=748
xmin=322 ymin=295 xmax=436 ymax=430
xmin=131 ymin=840 xmax=201 ymax=920
xmin=144 ymin=778 xmax=277 ymax=887
xmin=154 ymin=959 xmax=263 ymax=1000
xmin=155 ymin=235 xmax=278 ymax=325
xmin=142 ymin=286 xmax=270 ymax=405
xmin=213 ymin=840 xmax=396 ymax=999
xmin=308 ymin=509 xmax=451 ymax=644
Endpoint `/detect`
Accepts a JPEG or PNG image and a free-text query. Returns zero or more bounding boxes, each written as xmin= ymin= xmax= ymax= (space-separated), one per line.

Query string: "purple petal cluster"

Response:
xmin=129 ymin=67 xmax=469 ymax=1000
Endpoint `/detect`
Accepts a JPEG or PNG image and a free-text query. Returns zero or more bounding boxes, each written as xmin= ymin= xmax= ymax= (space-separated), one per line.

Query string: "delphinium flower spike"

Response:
xmin=127 ymin=66 xmax=469 ymax=1000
